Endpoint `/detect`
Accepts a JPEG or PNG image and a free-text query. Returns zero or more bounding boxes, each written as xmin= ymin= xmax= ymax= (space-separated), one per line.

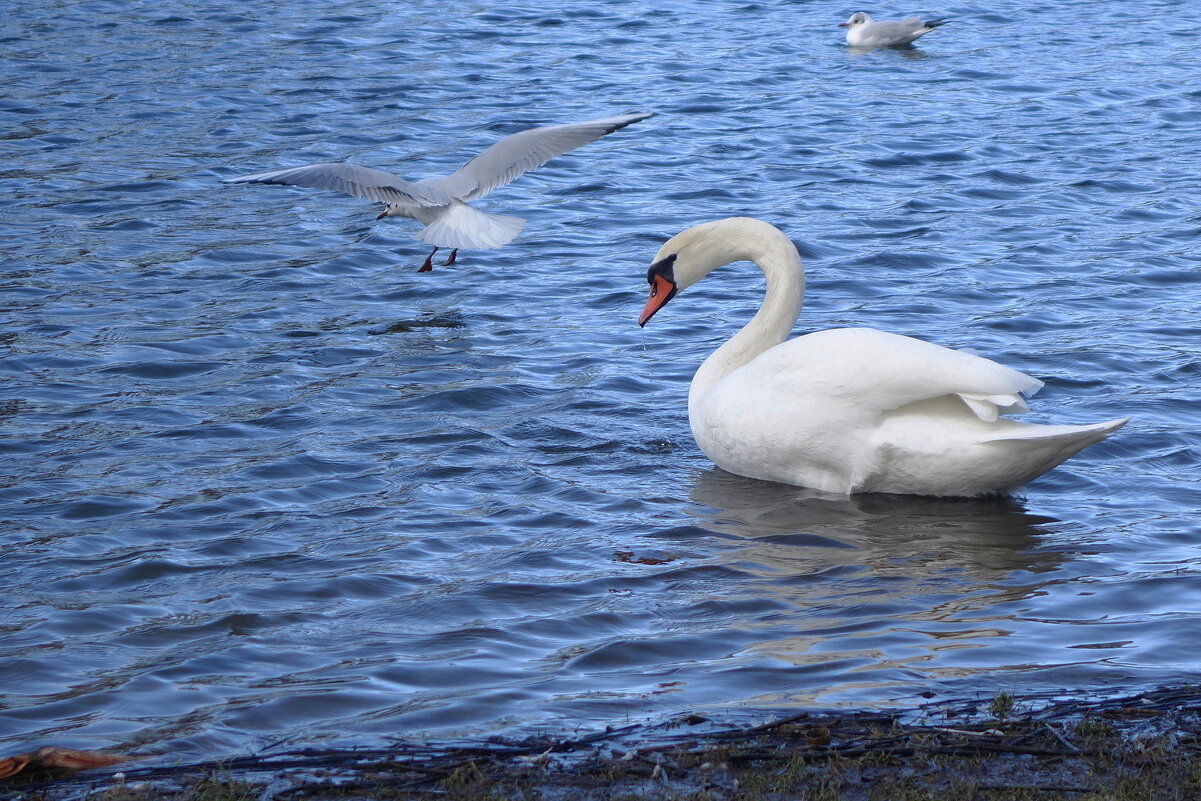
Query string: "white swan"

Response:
xmin=638 ymin=218 xmax=1128 ymax=497
xmin=840 ymin=12 xmax=948 ymax=48
xmin=224 ymin=112 xmax=653 ymax=271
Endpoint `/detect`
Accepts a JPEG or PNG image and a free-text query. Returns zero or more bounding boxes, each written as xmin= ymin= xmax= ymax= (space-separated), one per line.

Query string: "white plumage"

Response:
xmin=840 ymin=11 xmax=949 ymax=47
xmin=638 ymin=218 xmax=1128 ymax=497
xmin=224 ymin=112 xmax=653 ymax=270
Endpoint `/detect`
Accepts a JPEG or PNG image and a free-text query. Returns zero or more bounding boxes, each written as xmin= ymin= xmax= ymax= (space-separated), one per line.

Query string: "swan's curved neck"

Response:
xmin=688 ymin=234 xmax=804 ymax=410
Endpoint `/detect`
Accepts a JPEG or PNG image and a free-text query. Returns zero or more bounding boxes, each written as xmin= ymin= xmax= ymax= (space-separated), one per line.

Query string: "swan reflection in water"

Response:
xmin=687 ymin=467 xmax=1063 ymax=575
xmin=683 ymin=468 xmax=1068 ymax=680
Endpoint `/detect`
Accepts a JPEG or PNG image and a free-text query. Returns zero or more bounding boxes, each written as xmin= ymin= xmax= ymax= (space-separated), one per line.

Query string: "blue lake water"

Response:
xmin=2 ymin=0 xmax=1200 ymax=759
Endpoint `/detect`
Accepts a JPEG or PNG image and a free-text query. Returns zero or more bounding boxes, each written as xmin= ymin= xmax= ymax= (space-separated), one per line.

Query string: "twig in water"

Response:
xmin=1043 ymin=721 xmax=1082 ymax=753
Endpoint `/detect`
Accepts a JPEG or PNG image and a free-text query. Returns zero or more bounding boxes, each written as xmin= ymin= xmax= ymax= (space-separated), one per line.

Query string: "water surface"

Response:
xmin=2 ymin=0 xmax=1199 ymax=758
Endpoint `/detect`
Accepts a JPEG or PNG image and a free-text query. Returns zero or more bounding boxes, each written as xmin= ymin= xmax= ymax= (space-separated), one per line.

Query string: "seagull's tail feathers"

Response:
xmin=415 ymin=200 xmax=525 ymax=249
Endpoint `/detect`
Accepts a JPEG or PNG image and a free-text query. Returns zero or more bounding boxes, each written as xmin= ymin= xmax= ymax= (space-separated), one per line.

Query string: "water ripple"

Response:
xmin=0 ymin=0 xmax=1198 ymax=761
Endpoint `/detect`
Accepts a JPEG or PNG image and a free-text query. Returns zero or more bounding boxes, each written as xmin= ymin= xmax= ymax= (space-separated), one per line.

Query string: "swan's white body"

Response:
xmin=224 ymin=113 xmax=652 ymax=262
xmin=639 ymin=218 xmax=1127 ymax=497
xmin=840 ymin=12 xmax=948 ymax=47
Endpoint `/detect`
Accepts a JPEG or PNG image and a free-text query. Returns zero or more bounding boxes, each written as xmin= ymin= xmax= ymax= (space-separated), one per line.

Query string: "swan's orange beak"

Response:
xmin=639 ymin=274 xmax=677 ymax=327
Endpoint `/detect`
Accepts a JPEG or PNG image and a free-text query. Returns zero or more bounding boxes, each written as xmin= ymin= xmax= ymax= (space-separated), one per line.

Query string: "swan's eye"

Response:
xmin=646 ymin=253 xmax=678 ymax=289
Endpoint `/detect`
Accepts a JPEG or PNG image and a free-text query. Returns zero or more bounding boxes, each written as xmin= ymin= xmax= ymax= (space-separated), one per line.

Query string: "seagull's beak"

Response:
xmin=838 ymin=21 xmax=850 ymax=27
xmin=376 ymin=208 xmax=389 ymax=220
xmin=639 ymin=274 xmax=678 ymax=328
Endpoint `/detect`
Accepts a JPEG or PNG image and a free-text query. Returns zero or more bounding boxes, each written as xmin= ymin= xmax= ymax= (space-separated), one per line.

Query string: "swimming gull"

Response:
xmin=840 ymin=12 xmax=948 ymax=47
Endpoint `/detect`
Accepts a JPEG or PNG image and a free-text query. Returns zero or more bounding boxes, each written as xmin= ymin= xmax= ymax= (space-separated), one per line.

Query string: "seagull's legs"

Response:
xmin=442 ymin=249 xmax=458 ymax=267
xmin=418 ymin=247 xmax=438 ymax=273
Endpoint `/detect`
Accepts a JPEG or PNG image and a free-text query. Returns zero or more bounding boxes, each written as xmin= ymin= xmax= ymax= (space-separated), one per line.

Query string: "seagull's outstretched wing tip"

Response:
xmin=431 ymin=111 xmax=655 ymax=201
xmin=221 ymin=162 xmax=447 ymax=207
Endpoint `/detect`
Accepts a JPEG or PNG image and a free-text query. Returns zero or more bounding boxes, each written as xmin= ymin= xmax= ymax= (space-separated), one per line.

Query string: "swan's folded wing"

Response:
xmin=424 ymin=112 xmax=654 ymax=202
xmin=751 ymin=328 xmax=1044 ymax=422
xmin=955 ymin=391 xmax=1030 ymax=422
xmin=224 ymin=162 xmax=449 ymax=207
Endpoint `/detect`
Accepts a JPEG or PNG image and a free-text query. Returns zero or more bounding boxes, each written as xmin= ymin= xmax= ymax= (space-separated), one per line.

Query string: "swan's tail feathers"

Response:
xmin=985 ymin=417 xmax=1129 ymax=446
xmin=416 ymin=200 xmax=525 ymax=249
xmin=977 ymin=416 xmax=1129 ymax=492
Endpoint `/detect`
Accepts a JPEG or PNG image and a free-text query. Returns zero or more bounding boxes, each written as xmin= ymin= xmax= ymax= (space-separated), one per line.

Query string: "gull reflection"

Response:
xmin=846 ymin=45 xmax=932 ymax=60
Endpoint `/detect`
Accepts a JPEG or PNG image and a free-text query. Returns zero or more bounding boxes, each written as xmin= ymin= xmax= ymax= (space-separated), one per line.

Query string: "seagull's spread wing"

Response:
xmin=223 ymin=162 xmax=448 ymax=207
xmin=425 ymin=112 xmax=654 ymax=202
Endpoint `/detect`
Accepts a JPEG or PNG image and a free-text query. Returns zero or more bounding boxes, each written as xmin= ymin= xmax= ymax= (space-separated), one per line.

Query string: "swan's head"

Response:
xmin=639 ymin=217 xmax=796 ymax=327
xmin=839 ymin=11 xmax=871 ymax=27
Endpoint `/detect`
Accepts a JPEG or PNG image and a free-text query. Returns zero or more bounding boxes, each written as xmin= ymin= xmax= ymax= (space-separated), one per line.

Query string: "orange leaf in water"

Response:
xmin=0 ymin=746 xmax=130 ymax=780
xmin=34 ymin=747 xmax=130 ymax=771
xmin=0 ymin=754 xmax=32 ymax=780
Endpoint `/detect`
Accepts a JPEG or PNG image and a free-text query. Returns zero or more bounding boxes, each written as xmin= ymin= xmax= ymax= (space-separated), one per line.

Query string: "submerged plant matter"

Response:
xmin=9 ymin=687 xmax=1201 ymax=801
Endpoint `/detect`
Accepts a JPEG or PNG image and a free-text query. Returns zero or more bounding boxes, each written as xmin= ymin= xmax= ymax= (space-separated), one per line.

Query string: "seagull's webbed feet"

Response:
xmin=418 ymin=247 xmax=438 ymax=273
xmin=442 ymin=249 xmax=458 ymax=267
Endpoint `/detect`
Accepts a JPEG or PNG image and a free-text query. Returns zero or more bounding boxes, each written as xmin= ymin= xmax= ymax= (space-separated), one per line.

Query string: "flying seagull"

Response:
xmin=224 ymin=112 xmax=654 ymax=271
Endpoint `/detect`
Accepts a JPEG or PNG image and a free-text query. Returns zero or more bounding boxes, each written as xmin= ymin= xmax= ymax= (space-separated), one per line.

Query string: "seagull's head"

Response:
xmin=839 ymin=11 xmax=871 ymax=28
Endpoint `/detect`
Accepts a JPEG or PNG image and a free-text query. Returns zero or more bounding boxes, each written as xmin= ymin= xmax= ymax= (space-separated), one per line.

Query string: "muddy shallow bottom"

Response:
xmin=12 ymin=684 xmax=1201 ymax=801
